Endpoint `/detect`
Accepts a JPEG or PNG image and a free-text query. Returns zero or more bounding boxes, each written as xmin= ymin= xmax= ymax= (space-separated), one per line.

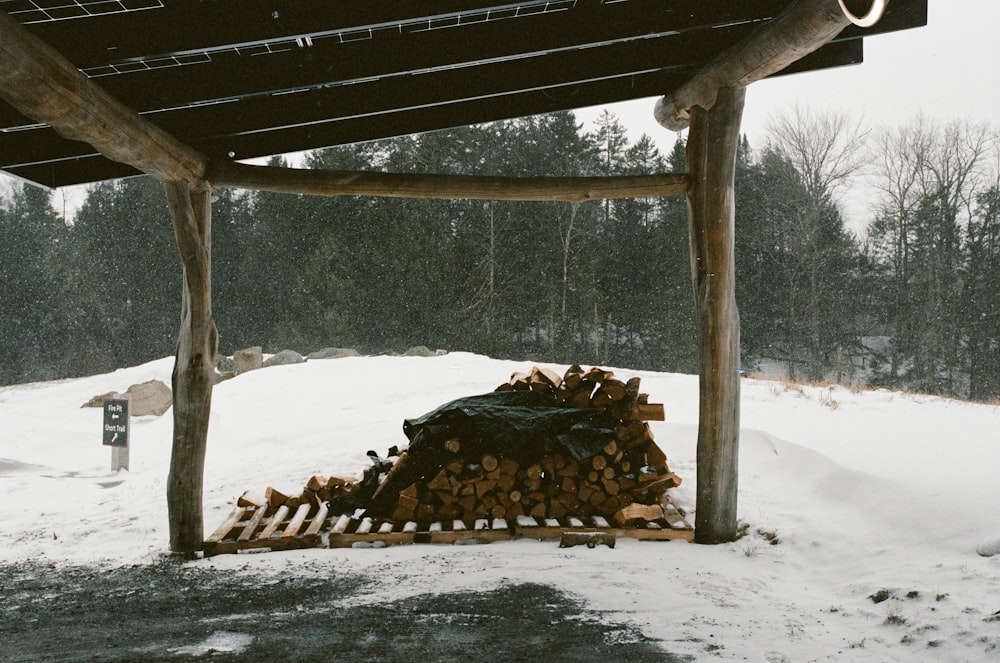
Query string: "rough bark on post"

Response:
xmin=685 ymin=86 xmax=745 ymax=544
xmin=164 ymin=181 xmax=217 ymax=555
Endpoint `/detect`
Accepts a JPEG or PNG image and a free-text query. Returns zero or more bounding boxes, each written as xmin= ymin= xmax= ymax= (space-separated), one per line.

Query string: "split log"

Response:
xmin=559 ymin=531 xmax=616 ymax=549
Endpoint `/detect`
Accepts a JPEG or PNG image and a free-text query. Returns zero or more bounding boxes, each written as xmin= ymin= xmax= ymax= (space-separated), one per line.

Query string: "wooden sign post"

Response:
xmin=103 ymin=395 xmax=130 ymax=471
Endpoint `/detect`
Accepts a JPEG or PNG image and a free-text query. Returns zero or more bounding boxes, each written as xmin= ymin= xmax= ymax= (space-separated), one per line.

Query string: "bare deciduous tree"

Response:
xmin=765 ymin=106 xmax=869 ymax=380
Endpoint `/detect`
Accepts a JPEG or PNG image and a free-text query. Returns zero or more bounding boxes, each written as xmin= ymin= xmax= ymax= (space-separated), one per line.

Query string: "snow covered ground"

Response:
xmin=1 ymin=352 xmax=998 ymax=661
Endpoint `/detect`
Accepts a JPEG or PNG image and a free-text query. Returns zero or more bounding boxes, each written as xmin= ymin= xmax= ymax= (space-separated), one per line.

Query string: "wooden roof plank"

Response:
xmin=0 ymin=9 xmax=207 ymax=185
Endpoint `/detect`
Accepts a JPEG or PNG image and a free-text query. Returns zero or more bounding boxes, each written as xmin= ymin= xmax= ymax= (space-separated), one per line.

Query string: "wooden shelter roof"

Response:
xmin=1 ymin=0 xmax=925 ymax=189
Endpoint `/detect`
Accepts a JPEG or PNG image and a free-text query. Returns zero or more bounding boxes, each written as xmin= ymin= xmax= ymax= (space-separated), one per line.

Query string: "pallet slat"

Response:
xmin=282 ymin=503 xmax=311 ymax=539
xmin=205 ymin=506 xmax=246 ymax=544
xmin=237 ymin=505 xmax=269 ymax=542
xmin=259 ymin=505 xmax=290 ymax=539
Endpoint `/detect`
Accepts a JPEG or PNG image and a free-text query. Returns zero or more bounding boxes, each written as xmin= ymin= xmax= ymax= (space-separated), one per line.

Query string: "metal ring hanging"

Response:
xmin=837 ymin=0 xmax=888 ymax=28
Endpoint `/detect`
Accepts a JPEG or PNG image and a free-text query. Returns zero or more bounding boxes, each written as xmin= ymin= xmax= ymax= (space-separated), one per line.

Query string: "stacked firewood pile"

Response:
xmin=248 ymin=365 xmax=681 ymax=526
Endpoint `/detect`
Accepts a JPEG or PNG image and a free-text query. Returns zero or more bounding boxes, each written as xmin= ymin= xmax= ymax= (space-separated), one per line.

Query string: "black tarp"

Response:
xmin=352 ymin=390 xmax=617 ymax=515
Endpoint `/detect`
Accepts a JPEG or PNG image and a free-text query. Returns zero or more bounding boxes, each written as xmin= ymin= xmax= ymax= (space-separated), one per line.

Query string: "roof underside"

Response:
xmin=0 ymin=0 xmax=927 ymax=189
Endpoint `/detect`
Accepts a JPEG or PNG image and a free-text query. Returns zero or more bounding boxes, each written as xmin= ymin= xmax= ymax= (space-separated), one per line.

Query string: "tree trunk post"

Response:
xmin=685 ymin=85 xmax=745 ymax=544
xmin=164 ymin=180 xmax=218 ymax=556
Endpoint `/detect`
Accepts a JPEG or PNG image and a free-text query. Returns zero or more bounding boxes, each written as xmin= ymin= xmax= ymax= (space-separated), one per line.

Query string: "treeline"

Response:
xmin=1 ymin=109 xmax=997 ymax=401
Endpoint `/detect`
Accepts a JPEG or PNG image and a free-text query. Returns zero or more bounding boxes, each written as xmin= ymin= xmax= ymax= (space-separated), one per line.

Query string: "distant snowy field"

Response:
xmin=1 ymin=352 xmax=998 ymax=661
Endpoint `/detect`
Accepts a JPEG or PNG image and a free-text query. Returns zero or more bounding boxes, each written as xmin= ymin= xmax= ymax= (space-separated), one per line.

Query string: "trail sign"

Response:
xmin=102 ymin=398 xmax=129 ymax=447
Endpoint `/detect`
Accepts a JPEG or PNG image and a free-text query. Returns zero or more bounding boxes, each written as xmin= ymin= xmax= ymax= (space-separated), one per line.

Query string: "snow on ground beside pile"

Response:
xmin=1 ymin=352 xmax=999 ymax=660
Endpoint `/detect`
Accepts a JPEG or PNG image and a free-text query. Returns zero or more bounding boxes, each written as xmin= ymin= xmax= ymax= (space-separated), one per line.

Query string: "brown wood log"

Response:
xmin=638 ymin=471 xmax=660 ymax=484
xmin=163 ymin=183 xmax=217 ymax=554
xmin=237 ymin=490 xmax=264 ymax=509
xmin=475 ymin=479 xmax=497 ymax=498
xmin=325 ymin=476 xmax=354 ymax=492
xmin=655 ymin=0 xmax=854 ymax=131
xmin=562 ymin=364 xmax=584 ymax=389
xmin=496 ymin=473 xmax=517 ymax=493
xmin=617 ymin=422 xmax=647 ymax=445
xmin=210 ymin=161 xmax=690 ymax=203
xmin=305 ymin=475 xmax=327 ymax=492
xmin=525 ymin=464 xmax=543 ymax=481
xmin=623 ymin=377 xmax=642 ymax=407
xmin=391 ymin=494 xmax=418 ymax=522
xmin=591 ymin=455 xmax=608 ymax=471
xmin=435 ymin=489 xmax=458 ymax=506
xmin=371 ymin=451 xmax=410 ymax=504
xmin=592 ymin=380 xmax=628 ymax=408
xmin=628 ymin=403 xmax=665 ymax=421
xmin=301 ymin=490 xmax=324 ymax=515
xmin=643 ymin=472 xmax=684 ymax=493
xmin=265 ymin=486 xmax=290 ymax=510
xmin=540 ymin=454 xmax=555 ymax=475
xmin=646 ymin=440 xmax=669 ymax=473
xmin=444 ymin=438 xmax=461 ymax=454
xmin=481 ymin=454 xmax=499 ymax=472
xmin=559 ymin=531 xmax=616 ymax=549
xmin=417 ymin=503 xmax=436 ymax=522
xmin=557 ymin=461 xmax=580 ymax=478
xmin=427 ymin=470 xmax=451 ymax=492
xmin=399 ymin=483 xmax=420 ymax=501
xmin=685 ymin=86 xmax=744 ymax=545
xmin=529 ymin=502 xmax=548 ymax=518
xmin=618 ymin=476 xmax=637 ymax=492
xmin=567 ymin=390 xmax=593 ymax=409
xmin=556 ymin=491 xmax=578 ymax=509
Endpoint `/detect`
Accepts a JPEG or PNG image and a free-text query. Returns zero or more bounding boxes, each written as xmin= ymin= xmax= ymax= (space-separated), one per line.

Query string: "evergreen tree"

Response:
xmin=0 ymin=184 xmax=70 ymax=382
xmin=963 ymin=185 xmax=1000 ymax=400
xmin=70 ymin=177 xmax=181 ymax=369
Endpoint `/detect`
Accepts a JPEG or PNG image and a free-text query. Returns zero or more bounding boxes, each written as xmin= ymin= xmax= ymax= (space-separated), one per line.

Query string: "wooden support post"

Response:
xmin=164 ymin=181 xmax=217 ymax=555
xmin=685 ymin=86 xmax=745 ymax=544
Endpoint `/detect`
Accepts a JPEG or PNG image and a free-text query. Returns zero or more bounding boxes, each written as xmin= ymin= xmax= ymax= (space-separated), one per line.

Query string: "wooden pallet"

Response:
xmin=203 ymin=502 xmax=329 ymax=557
xmin=203 ymin=498 xmax=692 ymax=555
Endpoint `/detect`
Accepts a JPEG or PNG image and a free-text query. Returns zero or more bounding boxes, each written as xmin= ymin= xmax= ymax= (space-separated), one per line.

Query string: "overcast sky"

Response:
xmin=576 ymin=0 xmax=1000 ymax=230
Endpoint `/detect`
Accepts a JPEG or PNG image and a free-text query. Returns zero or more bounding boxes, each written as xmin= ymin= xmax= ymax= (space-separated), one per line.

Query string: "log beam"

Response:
xmin=0 ymin=10 xmax=207 ymax=186
xmin=164 ymin=181 xmax=218 ymax=555
xmin=655 ymin=0 xmax=881 ymax=131
xmin=685 ymin=86 xmax=745 ymax=544
xmin=208 ymin=161 xmax=689 ymax=202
